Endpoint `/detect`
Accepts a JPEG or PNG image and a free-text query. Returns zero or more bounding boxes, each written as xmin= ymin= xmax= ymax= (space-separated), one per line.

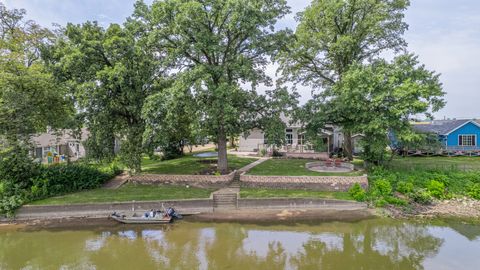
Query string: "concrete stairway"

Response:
xmin=213 ymin=193 xmax=238 ymax=209
xmin=229 ymin=171 xmax=241 ymax=189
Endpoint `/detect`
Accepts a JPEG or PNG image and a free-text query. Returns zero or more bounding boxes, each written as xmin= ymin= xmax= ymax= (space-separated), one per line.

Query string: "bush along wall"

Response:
xmin=0 ymin=148 xmax=121 ymax=217
xmin=348 ymin=166 xmax=480 ymax=207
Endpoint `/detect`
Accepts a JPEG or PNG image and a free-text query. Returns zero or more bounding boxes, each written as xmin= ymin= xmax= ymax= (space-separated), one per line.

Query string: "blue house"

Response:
xmin=413 ymin=119 xmax=480 ymax=151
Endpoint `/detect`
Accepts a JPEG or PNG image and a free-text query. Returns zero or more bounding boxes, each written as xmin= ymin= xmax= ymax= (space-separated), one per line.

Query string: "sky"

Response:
xmin=3 ymin=0 xmax=480 ymax=119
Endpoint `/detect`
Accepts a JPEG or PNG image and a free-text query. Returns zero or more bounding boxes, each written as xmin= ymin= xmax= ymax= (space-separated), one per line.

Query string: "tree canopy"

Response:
xmin=0 ymin=3 xmax=72 ymax=144
xmin=319 ymin=54 xmax=445 ymax=163
xmin=45 ymin=18 xmax=160 ymax=172
xmin=134 ymin=0 xmax=292 ymax=173
xmin=279 ymin=0 xmax=410 ymax=159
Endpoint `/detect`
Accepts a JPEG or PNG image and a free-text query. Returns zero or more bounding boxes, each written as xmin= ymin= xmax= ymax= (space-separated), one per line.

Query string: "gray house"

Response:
xmin=238 ymin=115 xmax=363 ymax=155
xmin=30 ymin=128 xmax=89 ymax=162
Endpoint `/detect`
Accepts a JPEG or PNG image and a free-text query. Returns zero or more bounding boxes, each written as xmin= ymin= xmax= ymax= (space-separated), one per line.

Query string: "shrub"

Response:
xmin=348 ymin=183 xmax=366 ymax=202
xmin=410 ymin=188 xmax=433 ymax=205
xmin=0 ymin=146 xmax=40 ymax=193
xmin=0 ymin=195 xmax=24 ymax=217
xmin=260 ymin=149 xmax=267 ymax=157
xmin=30 ymin=164 xmax=114 ymax=199
xmin=385 ymin=196 xmax=408 ymax=206
xmin=374 ymin=198 xmax=388 ymax=207
xmin=396 ymin=181 xmax=414 ymax=194
xmin=427 ymin=180 xmax=446 ymax=199
xmin=272 ymin=149 xmax=283 ymax=157
xmin=468 ymin=183 xmax=480 ymax=200
xmin=372 ymin=179 xmax=392 ymax=197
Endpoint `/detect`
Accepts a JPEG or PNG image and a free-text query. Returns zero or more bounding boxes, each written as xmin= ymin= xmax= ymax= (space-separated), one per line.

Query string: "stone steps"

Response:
xmin=228 ymin=171 xmax=241 ymax=189
xmin=213 ymin=193 xmax=238 ymax=209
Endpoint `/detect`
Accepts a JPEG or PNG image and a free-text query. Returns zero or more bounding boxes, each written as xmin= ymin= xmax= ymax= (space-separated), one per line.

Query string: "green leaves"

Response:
xmin=46 ymin=17 xmax=160 ymax=173
xmin=0 ymin=4 xmax=72 ymax=143
xmin=326 ymin=54 xmax=444 ymax=163
xmin=136 ymin=0 xmax=291 ymax=172
xmin=279 ymin=0 xmax=410 ymax=88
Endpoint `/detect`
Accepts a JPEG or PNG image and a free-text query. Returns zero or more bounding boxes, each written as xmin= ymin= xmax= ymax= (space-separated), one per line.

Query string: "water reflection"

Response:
xmin=0 ymin=219 xmax=479 ymax=269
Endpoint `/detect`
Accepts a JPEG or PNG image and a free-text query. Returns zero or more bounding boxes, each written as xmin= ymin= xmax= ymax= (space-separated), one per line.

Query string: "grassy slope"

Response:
xmin=142 ymin=154 xmax=257 ymax=174
xmin=240 ymin=188 xmax=352 ymax=200
xmin=247 ymin=159 xmax=364 ymax=176
xmin=29 ymin=184 xmax=214 ymax=205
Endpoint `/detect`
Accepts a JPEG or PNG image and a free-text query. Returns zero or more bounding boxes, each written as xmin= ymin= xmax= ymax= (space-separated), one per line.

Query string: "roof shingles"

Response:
xmin=412 ymin=120 xmax=474 ymax=135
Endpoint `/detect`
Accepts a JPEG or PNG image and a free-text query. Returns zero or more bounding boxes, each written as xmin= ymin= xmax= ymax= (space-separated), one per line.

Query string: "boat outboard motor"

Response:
xmin=166 ymin=207 xmax=182 ymax=219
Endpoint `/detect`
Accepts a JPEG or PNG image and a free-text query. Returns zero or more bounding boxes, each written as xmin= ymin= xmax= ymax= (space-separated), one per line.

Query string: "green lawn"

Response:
xmin=29 ymin=184 xmax=214 ymax=205
xmin=388 ymin=156 xmax=480 ymax=171
xmin=141 ymin=154 xmax=257 ymax=174
xmin=247 ymin=159 xmax=364 ymax=176
xmin=240 ymin=188 xmax=352 ymax=200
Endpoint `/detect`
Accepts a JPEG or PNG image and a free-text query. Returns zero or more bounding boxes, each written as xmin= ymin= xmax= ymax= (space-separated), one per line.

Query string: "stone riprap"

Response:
xmin=239 ymin=173 xmax=368 ymax=191
xmin=128 ymin=172 xmax=235 ymax=188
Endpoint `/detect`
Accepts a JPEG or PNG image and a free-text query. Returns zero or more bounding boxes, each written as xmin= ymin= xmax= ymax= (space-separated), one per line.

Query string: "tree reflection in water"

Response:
xmin=0 ymin=218 xmax=464 ymax=270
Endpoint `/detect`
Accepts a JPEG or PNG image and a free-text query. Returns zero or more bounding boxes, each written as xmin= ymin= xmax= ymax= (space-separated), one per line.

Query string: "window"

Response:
xmin=285 ymin=134 xmax=293 ymax=145
xmin=298 ymin=134 xmax=305 ymax=145
xmin=459 ymin=135 xmax=476 ymax=146
xmin=35 ymin=148 xmax=42 ymax=158
xmin=285 ymin=129 xmax=293 ymax=145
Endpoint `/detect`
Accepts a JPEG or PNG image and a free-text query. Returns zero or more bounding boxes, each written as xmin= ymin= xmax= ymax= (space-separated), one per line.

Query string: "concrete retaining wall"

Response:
xmin=240 ymin=173 xmax=368 ymax=191
xmin=128 ymin=172 xmax=235 ymax=188
xmin=14 ymin=198 xmax=366 ymax=220
xmin=238 ymin=198 xmax=365 ymax=209
xmin=17 ymin=199 xmax=213 ymax=219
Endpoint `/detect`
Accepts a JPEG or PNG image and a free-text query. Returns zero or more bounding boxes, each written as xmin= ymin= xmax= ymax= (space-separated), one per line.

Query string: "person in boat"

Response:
xmin=149 ymin=209 xmax=155 ymax=218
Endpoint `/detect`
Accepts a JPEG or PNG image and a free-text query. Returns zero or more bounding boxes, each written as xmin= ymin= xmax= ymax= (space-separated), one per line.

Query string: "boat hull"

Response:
xmin=110 ymin=215 xmax=172 ymax=224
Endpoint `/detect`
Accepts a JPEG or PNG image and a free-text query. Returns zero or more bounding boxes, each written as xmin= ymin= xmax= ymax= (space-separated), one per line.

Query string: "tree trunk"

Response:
xmin=217 ymin=128 xmax=228 ymax=174
xmin=344 ymin=130 xmax=354 ymax=161
xmin=230 ymin=135 xmax=236 ymax=148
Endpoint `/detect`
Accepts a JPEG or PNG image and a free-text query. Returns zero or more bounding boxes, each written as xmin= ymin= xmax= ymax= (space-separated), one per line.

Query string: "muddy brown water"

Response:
xmin=0 ymin=218 xmax=480 ymax=269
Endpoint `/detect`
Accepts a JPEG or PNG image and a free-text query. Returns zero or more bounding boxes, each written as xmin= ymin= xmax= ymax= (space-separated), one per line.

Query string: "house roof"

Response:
xmin=31 ymin=128 xmax=89 ymax=147
xmin=412 ymin=119 xmax=480 ymax=135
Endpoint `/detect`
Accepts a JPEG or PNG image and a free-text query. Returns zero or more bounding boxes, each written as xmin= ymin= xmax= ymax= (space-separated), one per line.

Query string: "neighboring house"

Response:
xmin=238 ymin=115 xmax=363 ymax=154
xmin=412 ymin=119 xmax=480 ymax=152
xmin=30 ymin=128 xmax=89 ymax=162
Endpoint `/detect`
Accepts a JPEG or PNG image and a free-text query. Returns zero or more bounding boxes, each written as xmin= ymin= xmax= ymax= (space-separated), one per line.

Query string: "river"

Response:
xmin=0 ymin=218 xmax=479 ymax=269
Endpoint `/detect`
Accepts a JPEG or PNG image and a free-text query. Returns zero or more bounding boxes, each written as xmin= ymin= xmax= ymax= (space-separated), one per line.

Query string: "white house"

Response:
xmin=238 ymin=115 xmax=363 ymax=155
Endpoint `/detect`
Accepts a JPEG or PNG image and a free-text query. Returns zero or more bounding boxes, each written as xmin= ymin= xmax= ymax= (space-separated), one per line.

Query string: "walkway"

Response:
xmin=102 ymin=172 xmax=129 ymax=189
xmin=237 ymin=157 xmax=269 ymax=173
xmin=210 ymin=157 xmax=270 ymax=210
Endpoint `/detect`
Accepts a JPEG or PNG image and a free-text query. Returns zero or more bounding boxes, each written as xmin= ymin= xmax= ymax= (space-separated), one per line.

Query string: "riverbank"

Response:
xmin=0 ymin=208 xmax=376 ymax=228
xmin=383 ymin=197 xmax=480 ymax=220
xmin=189 ymin=208 xmax=375 ymax=223
xmin=0 ymin=197 xmax=367 ymax=224
xmin=3 ymin=195 xmax=480 ymax=225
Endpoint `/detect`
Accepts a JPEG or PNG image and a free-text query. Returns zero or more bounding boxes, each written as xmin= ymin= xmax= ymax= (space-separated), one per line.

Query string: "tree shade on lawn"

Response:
xmin=141 ymin=155 xmax=258 ymax=175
